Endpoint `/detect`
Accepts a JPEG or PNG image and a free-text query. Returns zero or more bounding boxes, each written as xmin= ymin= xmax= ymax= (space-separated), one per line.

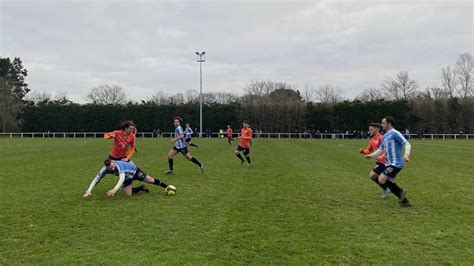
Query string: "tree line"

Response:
xmin=1 ymin=53 xmax=472 ymax=133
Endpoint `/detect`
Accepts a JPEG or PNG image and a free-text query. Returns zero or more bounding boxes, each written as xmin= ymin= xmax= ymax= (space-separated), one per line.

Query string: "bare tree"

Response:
xmin=185 ymin=89 xmax=199 ymax=103
xmin=441 ymin=65 xmax=457 ymax=98
xmin=25 ymin=91 xmax=52 ymax=104
xmin=302 ymin=84 xmax=316 ymax=102
xmin=425 ymin=87 xmax=450 ymax=99
xmin=316 ymin=84 xmax=343 ymax=103
xmin=86 ymin=84 xmax=127 ymax=105
xmin=382 ymin=71 xmax=419 ymax=100
xmin=454 ymin=52 xmax=473 ymax=98
xmin=356 ymin=87 xmax=384 ymax=102
xmin=214 ymin=92 xmax=238 ymax=104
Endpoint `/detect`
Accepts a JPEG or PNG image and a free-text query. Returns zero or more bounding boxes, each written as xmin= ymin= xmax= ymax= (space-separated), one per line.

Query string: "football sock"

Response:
xmin=385 ymin=181 xmax=403 ymax=199
xmin=153 ymin=178 xmax=167 ymax=188
xmin=371 ymin=177 xmax=387 ymax=190
xmin=245 ymin=156 xmax=251 ymax=164
xmin=190 ymin=143 xmax=199 ymax=148
xmin=168 ymin=158 xmax=174 ymax=171
xmin=132 ymin=186 xmax=144 ymax=194
xmin=190 ymin=157 xmax=202 ymax=167
xmin=236 ymin=153 xmax=244 ymax=162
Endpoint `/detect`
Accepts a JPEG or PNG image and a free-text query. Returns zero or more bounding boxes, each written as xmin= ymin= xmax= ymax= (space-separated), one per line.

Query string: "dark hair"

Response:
xmin=383 ymin=116 xmax=395 ymax=125
xmin=242 ymin=120 xmax=249 ymax=124
xmin=104 ymin=159 xmax=113 ymax=167
xmin=369 ymin=123 xmax=382 ymax=130
xmin=175 ymin=117 xmax=182 ymax=123
xmin=120 ymin=120 xmax=135 ymax=130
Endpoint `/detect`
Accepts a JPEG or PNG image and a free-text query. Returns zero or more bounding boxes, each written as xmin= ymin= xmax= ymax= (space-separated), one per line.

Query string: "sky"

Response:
xmin=1 ymin=0 xmax=472 ymax=103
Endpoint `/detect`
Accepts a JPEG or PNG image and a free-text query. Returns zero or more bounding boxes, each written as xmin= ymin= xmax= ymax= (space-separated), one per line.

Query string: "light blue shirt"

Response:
xmin=185 ymin=126 xmax=193 ymax=140
xmin=380 ymin=129 xmax=408 ymax=168
xmin=94 ymin=160 xmax=138 ymax=181
xmin=175 ymin=126 xmax=187 ymax=149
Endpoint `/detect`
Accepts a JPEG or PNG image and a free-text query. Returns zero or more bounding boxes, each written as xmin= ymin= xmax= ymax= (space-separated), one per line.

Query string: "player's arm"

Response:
xmin=104 ymin=131 xmax=116 ymax=139
xmin=172 ymin=131 xmax=185 ymax=143
xmin=107 ymin=173 xmax=125 ymax=197
xmin=125 ymin=137 xmax=136 ymax=161
xmin=83 ymin=167 xmax=107 ymax=198
xmin=403 ymin=142 xmax=411 ymax=162
xmin=359 ymin=142 xmax=372 ymax=154
xmin=365 ymin=148 xmax=384 ymax=159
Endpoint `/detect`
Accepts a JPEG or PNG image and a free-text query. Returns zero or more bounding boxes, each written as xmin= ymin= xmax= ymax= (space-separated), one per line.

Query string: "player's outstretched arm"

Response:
xmin=365 ymin=148 xmax=383 ymax=159
xmin=104 ymin=131 xmax=115 ymax=139
xmin=84 ymin=178 xmax=99 ymax=198
xmin=107 ymin=173 xmax=125 ymax=197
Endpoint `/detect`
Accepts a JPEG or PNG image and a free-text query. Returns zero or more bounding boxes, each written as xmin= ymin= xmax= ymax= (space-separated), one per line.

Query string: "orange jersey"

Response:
xmin=361 ymin=133 xmax=386 ymax=164
xmin=239 ymin=127 xmax=253 ymax=148
xmin=105 ymin=130 xmax=136 ymax=159
xmin=226 ymin=128 xmax=233 ymax=137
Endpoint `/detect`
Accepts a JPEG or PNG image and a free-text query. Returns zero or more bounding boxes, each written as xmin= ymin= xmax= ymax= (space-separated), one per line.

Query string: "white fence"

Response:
xmin=0 ymin=132 xmax=473 ymax=140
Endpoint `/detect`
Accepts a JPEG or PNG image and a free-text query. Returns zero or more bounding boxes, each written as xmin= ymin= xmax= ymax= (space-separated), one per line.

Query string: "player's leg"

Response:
xmin=187 ymin=139 xmax=199 ymax=148
xmin=378 ymin=167 xmax=410 ymax=206
xmin=234 ymin=146 xmax=245 ymax=164
xmin=142 ymin=175 xmax=169 ymax=189
xmin=183 ymin=149 xmax=204 ymax=173
xmin=370 ymin=163 xmax=390 ymax=198
xmin=166 ymin=148 xmax=178 ymax=174
xmin=243 ymin=148 xmax=251 ymax=165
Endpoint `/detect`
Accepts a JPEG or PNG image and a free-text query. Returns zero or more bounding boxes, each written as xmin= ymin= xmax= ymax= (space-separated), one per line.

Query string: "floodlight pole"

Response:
xmin=196 ymin=51 xmax=206 ymax=138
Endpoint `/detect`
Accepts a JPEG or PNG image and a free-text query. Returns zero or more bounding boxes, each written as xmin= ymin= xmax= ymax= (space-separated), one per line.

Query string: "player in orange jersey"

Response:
xmin=359 ymin=123 xmax=390 ymax=199
xmin=226 ymin=125 xmax=234 ymax=145
xmin=234 ymin=121 xmax=252 ymax=165
xmin=104 ymin=121 xmax=137 ymax=162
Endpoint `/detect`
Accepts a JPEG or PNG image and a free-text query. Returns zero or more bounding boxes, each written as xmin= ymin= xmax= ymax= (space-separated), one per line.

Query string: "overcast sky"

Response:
xmin=1 ymin=0 xmax=472 ymax=103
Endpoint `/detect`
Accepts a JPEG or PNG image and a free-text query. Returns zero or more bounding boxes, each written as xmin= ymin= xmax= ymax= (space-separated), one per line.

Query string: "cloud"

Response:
xmin=1 ymin=0 xmax=472 ymax=103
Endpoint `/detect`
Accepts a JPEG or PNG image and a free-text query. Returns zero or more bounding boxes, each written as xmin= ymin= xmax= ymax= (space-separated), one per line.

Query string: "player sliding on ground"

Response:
xmin=184 ymin=123 xmax=199 ymax=149
xmin=104 ymin=120 xmax=136 ymax=161
xmin=165 ymin=117 xmax=204 ymax=174
xmin=359 ymin=123 xmax=391 ymax=199
xmin=235 ymin=120 xmax=252 ymax=165
xmin=365 ymin=116 xmax=412 ymax=207
xmin=83 ymin=159 xmax=175 ymax=198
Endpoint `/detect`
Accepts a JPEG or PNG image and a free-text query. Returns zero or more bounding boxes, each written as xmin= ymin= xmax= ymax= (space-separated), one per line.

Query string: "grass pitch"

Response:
xmin=1 ymin=138 xmax=473 ymax=264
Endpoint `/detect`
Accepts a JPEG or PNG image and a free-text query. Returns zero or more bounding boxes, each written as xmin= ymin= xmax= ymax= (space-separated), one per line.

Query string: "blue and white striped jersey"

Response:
xmin=185 ymin=126 xmax=193 ymax=140
xmin=380 ymin=129 xmax=408 ymax=168
xmin=94 ymin=160 xmax=138 ymax=181
xmin=175 ymin=126 xmax=187 ymax=149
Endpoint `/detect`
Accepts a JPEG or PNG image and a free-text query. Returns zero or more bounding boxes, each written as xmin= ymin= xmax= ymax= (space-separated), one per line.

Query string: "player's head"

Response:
xmin=120 ymin=121 xmax=136 ymax=134
xmin=186 ymin=123 xmax=190 ymax=127
xmin=242 ymin=120 xmax=249 ymax=128
xmin=368 ymin=123 xmax=382 ymax=137
xmin=174 ymin=117 xmax=182 ymax=128
xmin=104 ymin=159 xmax=116 ymax=171
xmin=382 ymin=116 xmax=395 ymax=131
xmin=227 ymin=125 xmax=230 ymax=128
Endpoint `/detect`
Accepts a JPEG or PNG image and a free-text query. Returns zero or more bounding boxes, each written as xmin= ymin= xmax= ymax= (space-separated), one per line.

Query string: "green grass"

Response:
xmin=0 ymin=138 xmax=473 ymax=264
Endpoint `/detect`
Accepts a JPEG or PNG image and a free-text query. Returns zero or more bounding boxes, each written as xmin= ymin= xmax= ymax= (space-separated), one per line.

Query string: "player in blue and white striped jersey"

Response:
xmin=83 ymin=159 xmax=174 ymax=198
xmin=165 ymin=117 xmax=204 ymax=174
xmin=365 ymin=116 xmax=411 ymax=207
xmin=185 ymin=123 xmax=199 ymax=149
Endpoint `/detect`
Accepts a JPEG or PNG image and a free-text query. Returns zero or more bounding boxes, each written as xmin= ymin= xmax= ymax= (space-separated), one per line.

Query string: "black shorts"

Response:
xmin=372 ymin=163 xmax=385 ymax=175
xmin=123 ymin=167 xmax=147 ymax=188
xmin=173 ymin=146 xmax=189 ymax=155
xmin=185 ymin=138 xmax=192 ymax=143
xmin=236 ymin=145 xmax=250 ymax=155
xmin=108 ymin=155 xmax=127 ymax=161
xmin=381 ymin=165 xmax=402 ymax=181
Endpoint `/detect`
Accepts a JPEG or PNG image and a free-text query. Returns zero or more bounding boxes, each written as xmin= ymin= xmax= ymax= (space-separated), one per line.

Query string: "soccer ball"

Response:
xmin=165 ymin=185 xmax=176 ymax=196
